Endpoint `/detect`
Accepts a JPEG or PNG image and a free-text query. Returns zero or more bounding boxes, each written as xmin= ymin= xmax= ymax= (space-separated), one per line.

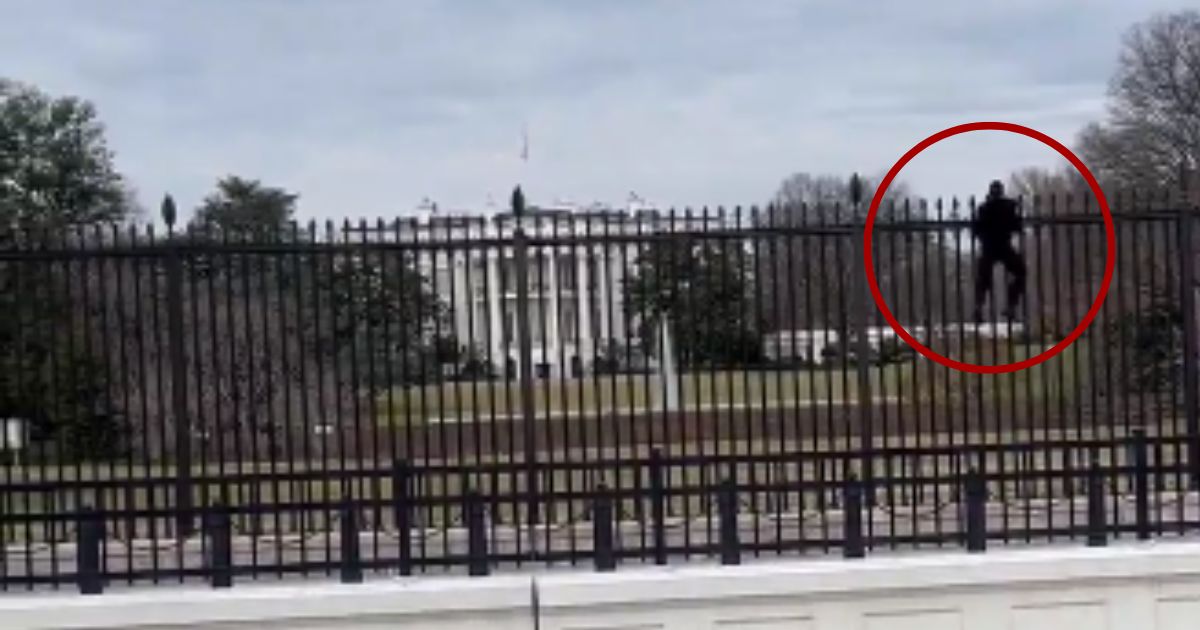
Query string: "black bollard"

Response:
xmin=965 ymin=468 xmax=987 ymax=553
xmin=207 ymin=502 xmax=233 ymax=588
xmin=466 ymin=489 xmax=489 ymax=577
xmin=77 ymin=505 xmax=104 ymax=595
xmin=718 ymin=477 xmax=740 ymax=566
xmin=649 ymin=448 xmax=667 ymax=566
xmin=1132 ymin=429 xmax=1150 ymax=541
xmin=843 ymin=475 xmax=864 ymax=559
xmin=592 ymin=485 xmax=616 ymax=572
xmin=340 ymin=497 xmax=362 ymax=584
xmin=1087 ymin=455 xmax=1107 ymax=547
xmin=392 ymin=459 xmax=412 ymax=576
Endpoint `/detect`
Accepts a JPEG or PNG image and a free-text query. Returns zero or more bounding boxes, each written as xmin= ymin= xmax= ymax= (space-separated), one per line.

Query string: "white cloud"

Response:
xmin=0 ymin=0 xmax=1192 ymax=220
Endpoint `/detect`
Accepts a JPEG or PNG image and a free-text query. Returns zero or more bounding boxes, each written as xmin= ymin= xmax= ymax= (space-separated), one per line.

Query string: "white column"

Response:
xmin=576 ymin=247 xmax=591 ymax=369
xmin=487 ymin=249 xmax=505 ymax=374
xmin=598 ymin=247 xmax=612 ymax=341
xmin=545 ymin=247 xmax=560 ymax=375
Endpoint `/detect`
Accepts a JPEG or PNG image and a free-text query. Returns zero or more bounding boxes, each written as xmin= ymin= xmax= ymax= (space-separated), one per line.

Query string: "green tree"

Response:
xmin=0 ymin=79 xmax=132 ymax=461
xmin=190 ymin=176 xmax=297 ymax=237
xmin=325 ymin=251 xmax=456 ymax=387
xmin=0 ymin=78 xmax=132 ymax=232
xmin=0 ymin=260 xmax=122 ymax=461
xmin=1107 ymin=300 xmax=1182 ymax=393
xmin=624 ymin=238 xmax=762 ymax=367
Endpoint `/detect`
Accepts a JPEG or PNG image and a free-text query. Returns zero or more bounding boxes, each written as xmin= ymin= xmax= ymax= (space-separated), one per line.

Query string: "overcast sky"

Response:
xmin=1 ymin=0 xmax=1192 ymax=221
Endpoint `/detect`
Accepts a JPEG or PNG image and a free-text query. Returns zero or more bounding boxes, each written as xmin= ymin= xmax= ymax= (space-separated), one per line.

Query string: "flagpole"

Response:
xmin=520 ymin=122 xmax=530 ymax=200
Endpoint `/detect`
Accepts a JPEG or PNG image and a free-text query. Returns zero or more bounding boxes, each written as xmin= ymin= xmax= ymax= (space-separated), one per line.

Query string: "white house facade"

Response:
xmin=347 ymin=203 xmax=719 ymax=378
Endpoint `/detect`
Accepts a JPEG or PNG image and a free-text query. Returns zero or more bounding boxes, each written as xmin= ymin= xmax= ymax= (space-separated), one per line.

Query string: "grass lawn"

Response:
xmin=376 ymin=337 xmax=1098 ymax=424
xmin=377 ymin=365 xmax=912 ymax=423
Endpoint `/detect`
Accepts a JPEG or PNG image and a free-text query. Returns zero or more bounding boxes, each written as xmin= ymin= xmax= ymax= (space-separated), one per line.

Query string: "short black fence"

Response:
xmin=0 ymin=192 xmax=1198 ymax=592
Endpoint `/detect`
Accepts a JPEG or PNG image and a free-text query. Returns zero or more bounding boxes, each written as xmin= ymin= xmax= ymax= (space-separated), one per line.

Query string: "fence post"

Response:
xmin=77 ymin=505 xmax=104 ymax=595
xmin=207 ymin=501 xmax=233 ymax=588
xmin=511 ymin=186 xmax=540 ymax=557
xmin=718 ymin=476 xmax=740 ymax=566
xmin=1133 ymin=428 xmax=1151 ymax=540
xmin=843 ymin=474 xmax=864 ymax=559
xmin=466 ymin=489 xmax=489 ymax=577
xmin=965 ymin=467 xmax=987 ymax=553
xmin=592 ymin=484 xmax=616 ymax=572
xmin=649 ymin=447 xmax=667 ymax=565
xmin=1177 ymin=206 xmax=1200 ymax=487
xmin=165 ymin=227 xmax=194 ymax=540
xmin=1087 ymin=454 xmax=1107 ymax=547
xmin=392 ymin=459 xmax=412 ymax=576
xmin=850 ymin=175 xmax=876 ymax=509
xmin=340 ymin=495 xmax=362 ymax=584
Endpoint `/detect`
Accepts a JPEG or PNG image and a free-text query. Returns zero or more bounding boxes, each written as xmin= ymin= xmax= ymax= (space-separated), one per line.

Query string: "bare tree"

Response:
xmin=1069 ymin=10 xmax=1200 ymax=403
xmin=764 ymin=171 xmax=966 ymax=327
xmin=1007 ymin=166 xmax=1089 ymax=208
xmin=1078 ymin=10 xmax=1200 ymax=195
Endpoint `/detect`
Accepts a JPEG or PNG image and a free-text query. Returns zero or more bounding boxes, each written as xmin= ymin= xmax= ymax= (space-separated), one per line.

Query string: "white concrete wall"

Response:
xmin=0 ymin=574 xmax=536 ymax=630
xmin=7 ymin=542 xmax=1200 ymax=629
xmin=538 ymin=542 xmax=1200 ymax=630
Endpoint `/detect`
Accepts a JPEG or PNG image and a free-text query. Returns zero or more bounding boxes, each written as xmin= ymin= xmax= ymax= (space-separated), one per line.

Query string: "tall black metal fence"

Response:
xmin=0 ymin=192 xmax=1198 ymax=592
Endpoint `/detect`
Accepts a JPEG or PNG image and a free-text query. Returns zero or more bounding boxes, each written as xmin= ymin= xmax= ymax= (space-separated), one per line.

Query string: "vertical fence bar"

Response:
xmin=165 ymin=234 xmax=194 ymax=540
xmin=593 ymin=485 xmax=615 ymax=572
xmin=41 ymin=227 xmax=63 ymax=583
xmin=259 ymin=221 xmax=282 ymax=576
xmin=850 ymin=178 xmax=875 ymax=514
xmin=650 ymin=447 xmax=667 ymax=565
xmin=207 ymin=502 xmax=233 ymax=588
xmin=718 ymin=476 xmax=740 ymax=566
xmin=511 ymin=188 xmax=539 ymax=559
xmin=1087 ymin=454 xmax=1107 ymax=547
xmin=1178 ymin=209 xmax=1199 ymax=487
xmin=467 ymin=489 xmax=489 ymax=577
xmin=843 ymin=474 xmax=864 ymax=559
xmin=1133 ymin=428 xmax=1150 ymax=540
xmin=965 ymin=467 xmax=986 ymax=553
xmin=77 ymin=505 xmax=103 ymax=595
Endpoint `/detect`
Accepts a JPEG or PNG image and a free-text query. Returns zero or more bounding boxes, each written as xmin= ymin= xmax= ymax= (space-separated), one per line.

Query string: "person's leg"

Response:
xmin=974 ymin=253 xmax=995 ymax=322
xmin=1001 ymin=247 xmax=1027 ymax=319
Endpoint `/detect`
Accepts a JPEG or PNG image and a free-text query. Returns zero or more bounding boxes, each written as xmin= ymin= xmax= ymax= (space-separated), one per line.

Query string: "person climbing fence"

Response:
xmin=970 ymin=179 xmax=1027 ymax=322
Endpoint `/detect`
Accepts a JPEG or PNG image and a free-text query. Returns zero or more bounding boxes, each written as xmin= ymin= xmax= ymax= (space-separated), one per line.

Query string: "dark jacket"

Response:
xmin=971 ymin=196 xmax=1022 ymax=252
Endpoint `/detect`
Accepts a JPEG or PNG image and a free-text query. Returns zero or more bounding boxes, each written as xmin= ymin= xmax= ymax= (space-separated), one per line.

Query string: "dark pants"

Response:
xmin=974 ymin=245 xmax=1026 ymax=316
